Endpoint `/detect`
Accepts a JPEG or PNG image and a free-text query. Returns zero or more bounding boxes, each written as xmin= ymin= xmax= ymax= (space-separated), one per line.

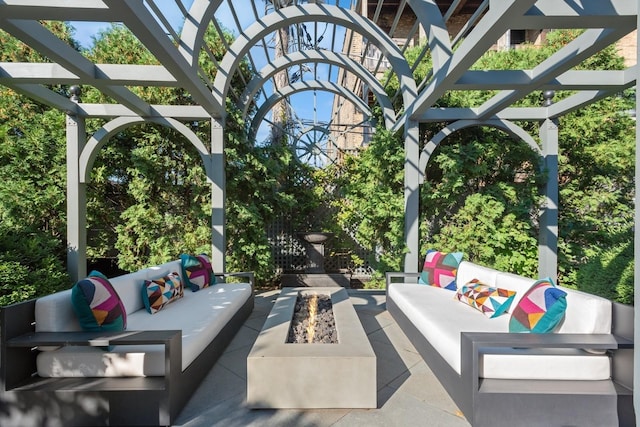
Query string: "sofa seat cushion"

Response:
xmin=480 ymin=348 xmax=610 ymax=380
xmin=388 ymin=283 xmax=610 ymax=380
xmin=36 ymin=282 xmax=252 ymax=377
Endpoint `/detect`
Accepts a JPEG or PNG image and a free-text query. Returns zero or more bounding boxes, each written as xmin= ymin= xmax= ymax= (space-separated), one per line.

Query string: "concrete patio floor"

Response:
xmin=173 ymin=289 xmax=470 ymax=427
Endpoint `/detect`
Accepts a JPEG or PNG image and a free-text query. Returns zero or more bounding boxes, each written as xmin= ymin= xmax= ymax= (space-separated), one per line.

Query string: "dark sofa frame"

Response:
xmin=386 ymin=272 xmax=634 ymax=427
xmin=0 ymin=272 xmax=254 ymax=426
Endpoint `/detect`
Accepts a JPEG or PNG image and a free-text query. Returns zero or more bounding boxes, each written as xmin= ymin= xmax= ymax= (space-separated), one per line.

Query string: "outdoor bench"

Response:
xmin=0 ymin=259 xmax=254 ymax=426
xmin=386 ymin=260 xmax=634 ymax=427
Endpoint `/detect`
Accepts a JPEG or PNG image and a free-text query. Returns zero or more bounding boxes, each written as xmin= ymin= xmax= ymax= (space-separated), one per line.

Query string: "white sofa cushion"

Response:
xmin=555 ymin=286 xmax=611 ymax=334
xmin=388 ymin=282 xmax=610 ymax=380
xmin=480 ymin=348 xmax=610 ymax=380
xmin=459 ymin=262 xmax=612 ymax=335
xmin=110 ymin=260 xmax=181 ymax=315
xmin=456 ymin=261 xmax=500 ymax=289
xmin=36 ymin=282 xmax=252 ymax=377
xmin=34 ymin=261 xmax=183 ymax=333
xmin=35 ymin=289 xmax=81 ymax=333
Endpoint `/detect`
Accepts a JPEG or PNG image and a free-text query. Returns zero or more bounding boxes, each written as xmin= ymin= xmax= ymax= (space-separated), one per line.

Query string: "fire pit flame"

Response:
xmin=287 ymin=292 xmax=338 ymax=344
xmin=306 ymin=294 xmax=318 ymax=343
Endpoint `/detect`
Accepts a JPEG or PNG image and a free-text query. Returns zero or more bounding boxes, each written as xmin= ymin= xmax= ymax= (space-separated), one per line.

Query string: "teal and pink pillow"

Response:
xmin=71 ymin=271 xmax=126 ymax=331
xmin=455 ymin=279 xmax=517 ymax=318
xmin=180 ymin=253 xmax=216 ymax=292
xmin=509 ymin=278 xmax=567 ymax=333
xmin=419 ymin=250 xmax=463 ymax=290
xmin=142 ymin=272 xmax=184 ymax=314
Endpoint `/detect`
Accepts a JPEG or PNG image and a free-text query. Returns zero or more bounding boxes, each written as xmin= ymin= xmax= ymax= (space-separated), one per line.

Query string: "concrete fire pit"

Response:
xmin=247 ymin=287 xmax=376 ymax=409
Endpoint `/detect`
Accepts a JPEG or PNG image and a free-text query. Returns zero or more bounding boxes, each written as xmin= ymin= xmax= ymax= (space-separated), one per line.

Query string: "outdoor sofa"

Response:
xmin=0 ymin=258 xmax=254 ymax=426
xmin=386 ymin=258 xmax=634 ymax=427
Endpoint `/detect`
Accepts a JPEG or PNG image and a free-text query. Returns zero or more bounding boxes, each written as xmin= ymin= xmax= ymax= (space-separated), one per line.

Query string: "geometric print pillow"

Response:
xmin=70 ymin=270 xmax=127 ymax=332
xmin=455 ymin=279 xmax=517 ymax=318
xmin=418 ymin=249 xmax=464 ymax=291
xmin=509 ymin=277 xmax=567 ymax=333
xmin=180 ymin=253 xmax=216 ymax=292
xmin=141 ymin=271 xmax=184 ymax=314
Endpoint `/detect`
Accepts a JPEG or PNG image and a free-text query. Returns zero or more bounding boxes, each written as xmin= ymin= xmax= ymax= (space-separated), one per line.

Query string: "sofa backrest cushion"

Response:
xmin=555 ymin=286 xmax=612 ymax=334
xmin=458 ymin=261 xmax=612 ymax=334
xmin=110 ymin=260 xmax=182 ymax=315
xmin=36 ymin=289 xmax=82 ymax=332
xmin=456 ymin=261 xmax=500 ymax=288
xmin=495 ymin=271 xmax=536 ymax=300
xmin=35 ymin=260 xmax=186 ymax=333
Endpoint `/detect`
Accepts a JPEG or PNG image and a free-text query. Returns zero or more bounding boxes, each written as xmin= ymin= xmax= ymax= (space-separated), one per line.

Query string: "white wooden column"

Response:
xmin=210 ymin=118 xmax=225 ymax=273
xmin=404 ymin=119 xmax=420 ymax=272
xmin=538 ymin=117 xmax=559 ymax=283
xmin=634 ymin=3 xmax=639 ymax=420
xmin=66 ymin=86 xmax=87 ymax=282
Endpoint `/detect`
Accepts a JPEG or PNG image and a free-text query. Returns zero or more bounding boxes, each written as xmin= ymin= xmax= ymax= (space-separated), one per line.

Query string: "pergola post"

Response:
xmin=538 ymin=116 xmax=559 ymax=283
xmin=210 ymin=118 xmax=225 ymax=273
xmin=404 ymin=119 xmax=420 ymax=272
xmin=634 ymin=3 xmax=639 ymax=420
xmin=66 ymin=86 xmax=87 ymax=282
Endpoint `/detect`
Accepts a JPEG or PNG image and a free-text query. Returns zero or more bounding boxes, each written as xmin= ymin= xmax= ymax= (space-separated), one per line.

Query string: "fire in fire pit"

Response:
xmin=287 ymin=293 xmax=338 ymax=344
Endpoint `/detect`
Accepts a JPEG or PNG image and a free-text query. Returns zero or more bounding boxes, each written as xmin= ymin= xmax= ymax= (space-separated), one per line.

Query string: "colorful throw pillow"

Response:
xmin=419 ymin=249 xmax=463 ymax=290
xmin=71 ymin=271 xmax=126 ymax=332
xmin=455 ymin=279 xmax=517 ymax=318
xmin=509 ymin=278 xmax=567 ymax=333
xmin=141 ymin=272 xmax=184 ymax=314
xmin=180 ymin=253 xmax=216 ymax=292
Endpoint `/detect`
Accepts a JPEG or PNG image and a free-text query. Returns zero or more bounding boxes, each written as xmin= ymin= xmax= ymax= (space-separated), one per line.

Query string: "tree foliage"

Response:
xmin=0 ymin=24 xmax=74 ymax=304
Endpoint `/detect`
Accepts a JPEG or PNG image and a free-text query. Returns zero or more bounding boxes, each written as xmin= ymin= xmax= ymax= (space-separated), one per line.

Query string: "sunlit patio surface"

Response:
xmin=173 ymin=289 xmax=470 ymax=427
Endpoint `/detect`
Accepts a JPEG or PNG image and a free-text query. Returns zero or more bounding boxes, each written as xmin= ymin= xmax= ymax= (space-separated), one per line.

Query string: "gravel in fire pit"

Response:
xmin=287 ymin=293 xmax=338 ymax=344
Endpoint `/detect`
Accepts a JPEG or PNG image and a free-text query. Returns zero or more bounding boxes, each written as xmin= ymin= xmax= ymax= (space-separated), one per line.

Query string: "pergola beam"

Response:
xmin=513 ymin=0 xmax=637 ymax=28
xmin=453 ymin=68 xmax=635 ymax=91
xmin=3 ymin=82 xmax=79 ymax=113
xmin=0 ymin=0 xmax=116 ymax=21
xmin=78 ymin=104 xmax=210 ymax=119
xmin=103 ymin=0 xmax=224 ymax=118
xmin=0 ymin=63 xmax=178 ymax=86
xmin=404 ymin=0 xmax=538 ymax=123
xmin=0 ymin=18 xmax=153 ymax=116
xmin=476 ymin=27 xmax=630 ymax=120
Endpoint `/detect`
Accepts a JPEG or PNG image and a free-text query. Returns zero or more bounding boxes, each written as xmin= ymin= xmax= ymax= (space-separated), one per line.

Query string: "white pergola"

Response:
xmin=0 ymin=0 xmax=638 ymax=420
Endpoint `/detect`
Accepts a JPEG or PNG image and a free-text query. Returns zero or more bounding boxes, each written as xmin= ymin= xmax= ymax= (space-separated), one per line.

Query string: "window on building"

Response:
xmin=510 ymin=30 xmax=526 ymax=46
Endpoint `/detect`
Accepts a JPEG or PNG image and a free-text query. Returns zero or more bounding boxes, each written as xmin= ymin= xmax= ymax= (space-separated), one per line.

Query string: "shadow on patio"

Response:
xmin=173 ymin=289 xmax=469 ymax=427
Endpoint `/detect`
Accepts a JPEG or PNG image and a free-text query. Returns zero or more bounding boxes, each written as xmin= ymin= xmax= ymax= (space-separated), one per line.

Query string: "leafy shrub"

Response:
xmin=573 ymin=241 xmax=633 ymax=305
xmin=0 ymin=226 xmax=70 ymax=306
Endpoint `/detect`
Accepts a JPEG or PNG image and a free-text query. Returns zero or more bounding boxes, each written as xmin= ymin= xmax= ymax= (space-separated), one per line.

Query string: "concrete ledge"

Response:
xmin=247 ymin=287 xmax=377 ymax=409
xmin=280 ymin=273 xmax=350 ymax=288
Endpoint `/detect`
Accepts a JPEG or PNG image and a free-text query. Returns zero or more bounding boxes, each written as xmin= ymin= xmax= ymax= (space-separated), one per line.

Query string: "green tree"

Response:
xmin=329 ymin=128 xmax=406 ymax=284
xmin=0 ymin=24 xmax=75 ymax=304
